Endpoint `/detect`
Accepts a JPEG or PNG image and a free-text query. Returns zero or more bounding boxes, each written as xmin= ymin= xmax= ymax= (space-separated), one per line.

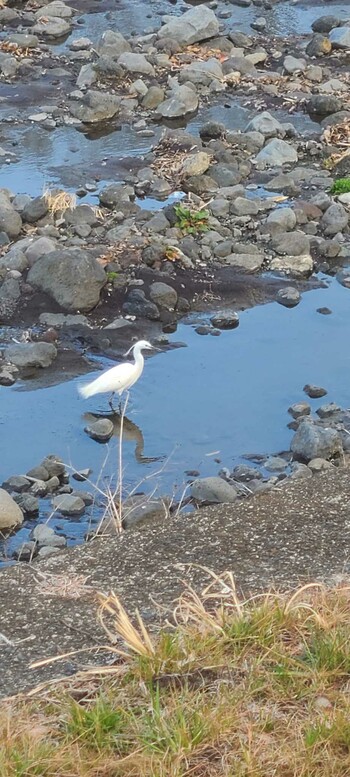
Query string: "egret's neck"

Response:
xmin=132 ymin=344 xmax=145 ymax=368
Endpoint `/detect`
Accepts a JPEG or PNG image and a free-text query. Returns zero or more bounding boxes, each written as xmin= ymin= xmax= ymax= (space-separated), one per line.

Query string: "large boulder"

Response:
xmin=27 ymin=249 xmax=106 ymax=312
xmin=0 ymin=203 xmax=22 ymax=239
xmin=291 ymin=419 xmax=343 ymax=461
xmin=255 ymin=138 xmax=298 ymax=166
xmin=157 ymin=6 xmax=219 ymax=46
xmin=97 ymin=29 xmax=130 ymax=59
xmin=0 ymin=488 xmax=24 ymax=531
xmin=69 ymin=90 xmax=120 ymax=124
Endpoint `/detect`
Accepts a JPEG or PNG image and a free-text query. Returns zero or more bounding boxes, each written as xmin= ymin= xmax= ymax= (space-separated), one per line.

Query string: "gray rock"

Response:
xmin=337 ymin=268 xmax=350 ymax=288
xmin=146 ymin=212 xmax=170 ymax=233
xmin=179 ymin=58 xmax=223 ymax=86
xmin=222 ymin=55 xmax=257 ymax=76
xmin=69 ymin=90 xmax=120 ymax=124
xmin=276 ymin=287 xmax=301 ymax=307
xmin=210 ymin=311 xmax=239 ymax=329
xmin=13 ymin=541 xmax=37 ymax=561
xmin=31 ymin=523 xmax=66 ymax=547
xmin=25 ymin=237 xmax=57 ymax=266
xmin=210 ymin=164 xmax=241 ymax=187
xmin=122 ymin=494 xmax=168 ymax=529
xmin=14 ymin=494 xmax=39 ymax=515
xmin=225 ymin=253 xmax=264 ymax=272
xmin=306 ymin=34 xmax=332 ymax=57
xmin=264 ymin=456 xmax=287 ymax=472
xmin=29 ymin=480 xmax=49 ymax=497
xmin=41 ymin=455 xmax=66 ymax=477
xmin=288 ymin=402 xmax=311 ymax=419
xmin=291 ymin=419 xmax=343 ymax=461
xmin=64 ymin=205 xmax=99 ymax=227
xmin=0 ymin=488 xmax=23 ymax=530
xmin=284 ymin=55 xmax=306 ymax=73
xmin=6 ymin=342 xmax=57 ymax=369
xmin=321 ymin=203 xmax=348 ymax=235
xmin=312 ymin=16 xmax=341 ymax=33
xmin=316 ymin=402 xmax=341 ymax=419
xmin=289 ymin=462 xmax=313 ymax=480
xmin=265 ymin=207 xmax=297 ymax=233
xmin=27 ymin=249 xmax=106 ymax=312
xmin=230 ymin=197 xmax=259 ymax=216
xmin=26 ymin=465 xmax=50 ymax=481
xmin=97 ymin=29 xmax=131 ymax=59
xmin=255 ymin=138 xmax=298 ymax=166
xmin=85 ymin=418 xmax=114 ymax=442
xmin=0 ymin=248 xmax=28 ymax=272
xmin=122 ymin=289 xmax=160 ymax=320
xmin=32 ymin=16 xmax=71 ymax=38
xmin=191 ymin=476 xmax=238 ymax=503
xmin=272 ymin=231 xmax=310 ymax=256
xmin=0 ymin=205 xmax=22 ymax=239
xmin=149 ymin=282 xmax=177 ymax=309
xmin=156 ymin=85 xmax=198 ymax=119
xmin=304 ymin=384 xmax=327 ymax=399
xmin=22 ymin=196 xmax=48 ymax=224
xmin=9 ymin=33 xmax=39 ymax=47
xmin=329 ymin=27 xmax=350 ymax=50
xmin=141 ymin=86 xmax=165 ymax=109
xmin=0 ymin=277 xmax=21 ymax=320
xmin=52 ymin=494 xmax=85 ymax=516
xmin=2 ymin=475 xmax=30 ymax=493
xmin=118 ymin=52 xmax=155 ymax=76
xmin=157 ymin=6 xmax=219 ymax=46
xmin=38 ymin=546 xmax=62 ymax=558
xmin=308 ymin=457 xmax=333 ymax=472
xmin=232 ymin=464 xmax=262 ymax=482
xmin=72 ymin=468 xmax=91 ymax=482
xmin=269 ymin=254 xmax=313 ymax=278
xmin=245 ymin=111 xmax=284 ymax=138
xmin=308 ymin=94 xmax=342 ymax=116
xmin=76 ymin=63 xmax=97 ymax=88
xmin=34 ymin=1 xmax=73 ymax=18
xmin=0 ymin=366 xmax=18 ymax=386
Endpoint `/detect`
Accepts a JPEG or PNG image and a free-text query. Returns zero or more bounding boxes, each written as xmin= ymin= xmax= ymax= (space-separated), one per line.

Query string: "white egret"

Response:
xmin=78 ymin=339 xmax=155 ymax=410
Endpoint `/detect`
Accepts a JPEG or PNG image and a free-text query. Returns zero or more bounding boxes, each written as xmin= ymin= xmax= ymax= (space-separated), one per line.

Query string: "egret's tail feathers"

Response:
xmin=78 ymin=380 xmax=98 ymax=399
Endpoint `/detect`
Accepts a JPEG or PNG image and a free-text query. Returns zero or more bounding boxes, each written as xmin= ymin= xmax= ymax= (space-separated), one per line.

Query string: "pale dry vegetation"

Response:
xmin=1 ymin=573 xmax=350 ymax=776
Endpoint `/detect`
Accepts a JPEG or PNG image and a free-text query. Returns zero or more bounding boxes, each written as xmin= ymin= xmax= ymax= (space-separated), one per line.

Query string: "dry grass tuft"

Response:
xmin=2 ymin=574 xmax=350 ymax=776
xmin=44 ymin=188 xmax=77 ymax=214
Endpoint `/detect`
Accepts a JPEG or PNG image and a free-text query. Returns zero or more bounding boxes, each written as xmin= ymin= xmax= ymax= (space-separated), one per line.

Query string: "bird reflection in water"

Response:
xmin=83 ymin=410 xmax=163 ymax=464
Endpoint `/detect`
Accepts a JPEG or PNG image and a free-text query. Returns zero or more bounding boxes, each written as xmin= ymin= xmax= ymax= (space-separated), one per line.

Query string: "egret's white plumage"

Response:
xmin=78 ymin=339 xmax=154 ymax=407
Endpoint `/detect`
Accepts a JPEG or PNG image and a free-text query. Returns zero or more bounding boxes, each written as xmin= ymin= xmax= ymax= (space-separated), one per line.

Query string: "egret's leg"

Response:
xmin=109 ymin=392 xmax=116 ymax=411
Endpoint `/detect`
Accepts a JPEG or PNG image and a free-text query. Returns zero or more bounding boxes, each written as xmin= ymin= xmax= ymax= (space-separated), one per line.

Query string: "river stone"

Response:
xmin=291 ymin=419 xmax=343 ymax=461
xmin=265 ymin=207 xmax=297 ymax=233
xmin=0 ymin=278 xmax=21 ymax=320
xmin=22 ymin=196 xmax=48 ymax=223
xmin=308 ymin=458 xmax=333 ymax=473
xmin=288 ymin=402 xmax=311 ymax=419
xmin=316 ymin=402 xmax=341 ymax=419
xmin=141 ymin=86 xmax=165 ymax=109
xmin=179 ymin=58 xmax=223 ymax=86
xmin=306 ymin=34 xmax=332 ymax=57
xmin=329 ymin=27 xmax=350 ymax=50
xmin=304 ymin=384 xmax=327 ymax=399
xmin=76 ymin=64 xmax=97 ymax=88
xmin=85 ymin=419 xmax=114 ymax=442
xmin=0 ymin=205 xmax=22 ymax=238
xmin=122 ymin=290 xmax=160 ymax=320
xmin=31 ymin=524 xmax=65 ymax=547
xmin=122 ymin=495 xmax=168 ymax=529
xmin=149 ymin=282 xmax=178 ymax=309
xmin=191 ymin=476 xmax=238 ymax=503
xmin=270 ymin=254 xmax=313 ymax=278
xmin=35 ymin=1 xmax=73 ymax=18
xmin=272 ymin=231 xmax=310 ymax=256
xmin=32 ymin=17 xmax=71 ymax=38
xmin=0 ymin=248 xmax=28 ymax=272
xmin=26 ymin=465 xmax=50 ymax=481
xmin=13 ymin=541 xmax=37 ymax=561
xmin=276 ymin=287 xmax=301 ymax=307
xmin=52 ymin=494 xmax=85 ymax=516
xmin=41 ymin=455 xmax=65 ymax=477
xmin=255 ymin=138 xmax=298 ymax=166
xmin=157 ymin=6 xmax=219 ymax=46
xmin=9 ymin=33 xmax=39 ymax=47
xmin=181 ymin=152 xmax=211 ymax=177
xmin=284 ymin=55 xmax=306 ymax=73
xmin=27 ymin=249 xmax=106 ymax=312
xmin=225 ymin=253 xmax=264 ymax=272
xmin=2 ymin=475 xmax=30 ymax=493
xmin=69 ymin=90 xmax=120 ymax=124
xmin=118 ymin=52 xmax=155 ymax=76
xmin=312 ymin=16 xmax=341 ymax=33
xmin=14 ymin=494 xmax=39 ymax=515
xmin=210 ymin=311 xmax=239 ymax=329
xmin=25 ymin=237 xmax=57 ymax=265
xmin=308 ymin=94 xmax=342 ymax=117
xmin=6 ymin=342 xmax=57 ymax=368
xmin=97 ymin=29 xmax=131 ymax=58
xmin=0 ymin=488 xmax=24 ymax=530
xmin=156 ymin=85 xmax=198 ymax=119
xmin=264 ymin=456 xmax=287 ymax=472
xmin=39 ymin=312 xmax=89 ymax=327
xmin=245 ymin=111 xmax=284 ymax=138
xmin=321 ymin=203 xmax=348 ymax=235
xmin=230 ymin=197 xmax=259 ymax=216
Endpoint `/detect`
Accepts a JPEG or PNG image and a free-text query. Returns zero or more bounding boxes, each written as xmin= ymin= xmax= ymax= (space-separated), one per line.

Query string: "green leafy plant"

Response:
xmin=331 ymin=178 xmax=350 ymax=195
xmin=174 ymin=203 xmax=209 ymax=235
xmin=106 ymin=271 xmax=119 ymax=282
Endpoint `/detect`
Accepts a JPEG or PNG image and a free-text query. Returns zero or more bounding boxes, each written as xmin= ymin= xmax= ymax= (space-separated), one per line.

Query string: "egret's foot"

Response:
xmin=108 ymin=393 xmax=116 ymax=412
